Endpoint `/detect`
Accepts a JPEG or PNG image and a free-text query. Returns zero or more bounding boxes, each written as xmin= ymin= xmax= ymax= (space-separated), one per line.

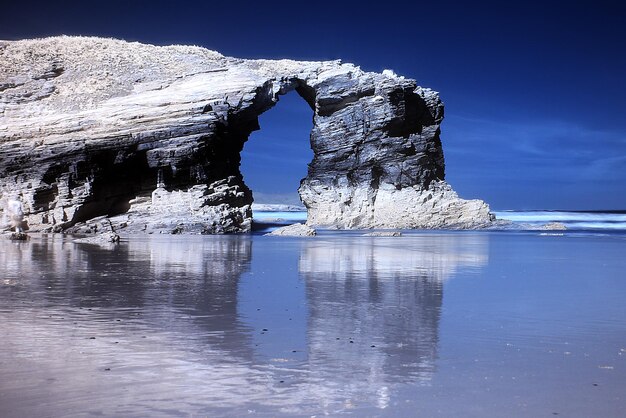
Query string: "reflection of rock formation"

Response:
xmin=0 ymin=235 xmax=91 ymax=297
xmin=0 ymin=236 xmax=252 ymax=351
xmin=300 ymin=234 xmax=488 ymax=282
xmin=133 ymin=236 xmax=252 ymax=279
xmin=127 ymin=236 xmax=252 ymax=324
xmin=298 ymin=235 xmax=488 ymax=410
xmin=0 ymin=234 xmax=488 ymax=416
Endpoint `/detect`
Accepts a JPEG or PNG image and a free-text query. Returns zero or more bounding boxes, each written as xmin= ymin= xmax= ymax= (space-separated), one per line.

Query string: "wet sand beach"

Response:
xmin=0 ymin=231 xmax=624 ymax=417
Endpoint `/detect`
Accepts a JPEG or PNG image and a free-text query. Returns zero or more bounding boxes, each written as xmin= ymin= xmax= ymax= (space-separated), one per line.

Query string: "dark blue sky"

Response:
xmin=2 ymin=0 xmax=625 ymax=209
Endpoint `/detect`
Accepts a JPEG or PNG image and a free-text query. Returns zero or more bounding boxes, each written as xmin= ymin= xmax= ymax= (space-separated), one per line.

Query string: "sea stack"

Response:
xmin=0 ymin=36 xmax=492 ymax=234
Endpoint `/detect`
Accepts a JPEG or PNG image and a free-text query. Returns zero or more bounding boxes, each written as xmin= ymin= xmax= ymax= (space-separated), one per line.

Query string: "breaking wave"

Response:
xmin=494 ymin=210 xmax=626 ymax=231
xmin=252 ymin=207 xmax=626 ymax=232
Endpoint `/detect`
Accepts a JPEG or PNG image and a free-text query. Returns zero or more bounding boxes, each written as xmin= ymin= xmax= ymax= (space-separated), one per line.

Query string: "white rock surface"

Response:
xmin=542 ymin=222 xmax=567 ymax=230
xmin=363 ymin=231 xmax=403 ymax=237
xmin=265 ymin=223 xmax=316 ymax=236
xmin=0 ymin=36 xmax=493 ymax=233
xmin=74 ymin=232 xmax=120 ymax=245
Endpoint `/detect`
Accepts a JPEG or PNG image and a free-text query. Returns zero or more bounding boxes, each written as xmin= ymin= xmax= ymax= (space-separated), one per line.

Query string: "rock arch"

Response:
xmin=0 ymin=37 xmax=492 ymax=233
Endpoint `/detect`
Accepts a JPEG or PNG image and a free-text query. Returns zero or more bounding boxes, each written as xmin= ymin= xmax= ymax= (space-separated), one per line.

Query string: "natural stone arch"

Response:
xmin=236 ymin=72 xmax=486 ymax=230
xmin=0 ymin=37 xmax=492 ymax=234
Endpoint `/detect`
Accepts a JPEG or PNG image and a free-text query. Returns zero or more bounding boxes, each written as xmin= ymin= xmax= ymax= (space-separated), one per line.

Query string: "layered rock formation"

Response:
xmin=0 ymin=36 xmax=492 ymax=233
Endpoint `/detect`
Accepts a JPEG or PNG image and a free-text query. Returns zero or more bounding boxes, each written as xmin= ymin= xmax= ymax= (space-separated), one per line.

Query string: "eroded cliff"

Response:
xmin=0 ymin=36 xmax=492 ymax=233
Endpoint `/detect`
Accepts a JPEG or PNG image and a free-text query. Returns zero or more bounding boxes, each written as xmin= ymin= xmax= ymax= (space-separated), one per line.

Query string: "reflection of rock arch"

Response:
xmin=297 ymin=234 xmax=488 ymax=410
xmin=0 ymin=37 xmax=491 ymax=233
xmin=0 ymin=233 xmax=489 ymax=416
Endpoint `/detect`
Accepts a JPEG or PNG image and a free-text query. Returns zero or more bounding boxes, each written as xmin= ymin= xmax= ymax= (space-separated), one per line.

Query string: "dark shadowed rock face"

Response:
xmin=0 ymin=37 xmax=492 ymax=234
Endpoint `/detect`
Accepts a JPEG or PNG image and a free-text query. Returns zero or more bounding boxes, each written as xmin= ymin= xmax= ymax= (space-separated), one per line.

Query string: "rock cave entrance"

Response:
xmin=240 ymin=89 xmax=314 ymax=210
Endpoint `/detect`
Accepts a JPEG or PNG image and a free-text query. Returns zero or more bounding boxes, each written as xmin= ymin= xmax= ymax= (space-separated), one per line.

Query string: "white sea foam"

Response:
xmin=494 ymin=211 xmax=626 ymax=231
xmin=253 ymin=208 xmax=626 ymax=232
xmin=253 ymin=210 xmax=307 ymax=223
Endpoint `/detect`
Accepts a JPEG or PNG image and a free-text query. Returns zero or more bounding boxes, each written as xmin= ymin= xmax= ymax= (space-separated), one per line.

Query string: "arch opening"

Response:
xmin=240 ymin=88 xmax=314 ymax=229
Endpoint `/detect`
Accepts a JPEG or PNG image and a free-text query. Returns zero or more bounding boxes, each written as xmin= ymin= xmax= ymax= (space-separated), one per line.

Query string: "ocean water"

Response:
xmin=1 ymin=231 xmax=625 ymax=417
xmin=254 ymin=209 xmax=626 ymax=232
xmin=494 ymin=210 xmax=626 ymax=231
xmin=252 ymin=210 xmax=307 ymax=227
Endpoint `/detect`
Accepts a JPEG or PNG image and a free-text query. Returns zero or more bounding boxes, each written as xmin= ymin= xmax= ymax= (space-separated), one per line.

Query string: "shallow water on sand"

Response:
xmin=0 ymin=232 xmax=625 ymax=417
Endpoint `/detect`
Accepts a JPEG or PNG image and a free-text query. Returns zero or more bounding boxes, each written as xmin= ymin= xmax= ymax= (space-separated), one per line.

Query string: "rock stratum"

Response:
xmin=0 ymin=36 xmax=492 ymax=234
